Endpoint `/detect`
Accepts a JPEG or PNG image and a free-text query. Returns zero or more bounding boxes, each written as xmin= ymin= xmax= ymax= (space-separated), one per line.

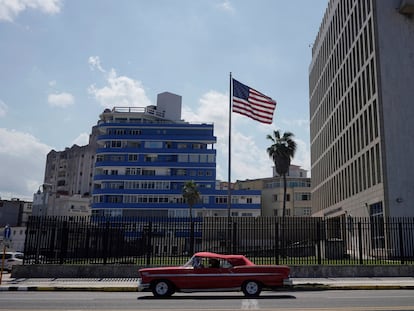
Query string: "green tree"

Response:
xmin=266 ymin=130 xmax=297 ymax=218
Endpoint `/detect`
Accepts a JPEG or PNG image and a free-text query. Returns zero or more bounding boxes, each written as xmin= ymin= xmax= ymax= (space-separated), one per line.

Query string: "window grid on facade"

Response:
xmin=309 ymin=0 xmax=383 ymax=212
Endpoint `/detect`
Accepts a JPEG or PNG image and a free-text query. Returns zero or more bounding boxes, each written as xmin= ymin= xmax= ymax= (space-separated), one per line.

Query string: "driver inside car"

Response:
xmin=192 ymin=256 xmax=204 ymax=268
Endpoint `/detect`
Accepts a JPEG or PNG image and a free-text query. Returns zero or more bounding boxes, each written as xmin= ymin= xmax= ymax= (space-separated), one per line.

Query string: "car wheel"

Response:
xmin=242 ymin=280 xmax=262 ymax=297
xmin=151 ymin=280 xmax=174 ymax=297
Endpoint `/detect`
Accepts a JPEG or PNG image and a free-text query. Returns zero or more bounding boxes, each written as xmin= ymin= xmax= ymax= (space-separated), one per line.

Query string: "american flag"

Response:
xmin=232 ymin=78 xmax=276 ymax=124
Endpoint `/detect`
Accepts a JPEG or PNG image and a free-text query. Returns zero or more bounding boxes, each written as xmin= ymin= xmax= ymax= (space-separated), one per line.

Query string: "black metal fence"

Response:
xmin=23 ymin=216 xmax=414 ymax=266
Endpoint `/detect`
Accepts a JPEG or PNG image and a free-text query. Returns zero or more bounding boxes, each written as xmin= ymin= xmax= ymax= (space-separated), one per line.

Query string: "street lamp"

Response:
xmin=34 ymin=183 xmax=53 ymax=216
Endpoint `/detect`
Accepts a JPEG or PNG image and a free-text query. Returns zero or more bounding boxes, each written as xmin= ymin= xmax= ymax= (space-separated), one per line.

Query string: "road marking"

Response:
xmin=2 ymin=309 xmax=414 ymax=311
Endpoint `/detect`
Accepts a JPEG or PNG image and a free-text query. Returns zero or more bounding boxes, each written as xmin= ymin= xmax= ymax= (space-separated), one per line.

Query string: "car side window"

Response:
xmin=221 ymin=259 xmax=232 ymax=268
xmin=208 ymin=258 xmax=220 ymax=268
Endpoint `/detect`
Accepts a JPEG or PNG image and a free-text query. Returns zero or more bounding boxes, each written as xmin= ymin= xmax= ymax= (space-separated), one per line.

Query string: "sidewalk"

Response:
xmin=1 ymin=273 xmax=414 ymax=291
xmin=291 ymin=277 xmax=414 ymax=290
xmin=0 ymin=273 xmax=139 ymax=291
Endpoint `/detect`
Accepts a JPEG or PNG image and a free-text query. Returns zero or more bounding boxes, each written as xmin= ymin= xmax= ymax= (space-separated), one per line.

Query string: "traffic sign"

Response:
xmin=3 ymin=225 xmax=11 ymax=240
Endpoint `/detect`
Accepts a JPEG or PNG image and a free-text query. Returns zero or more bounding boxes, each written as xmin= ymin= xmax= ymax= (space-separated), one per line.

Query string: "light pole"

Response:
xmin=34 ymin=183 xmax=53 ymax=216
xmin=33 ymin=183 xmax=52 ymax=264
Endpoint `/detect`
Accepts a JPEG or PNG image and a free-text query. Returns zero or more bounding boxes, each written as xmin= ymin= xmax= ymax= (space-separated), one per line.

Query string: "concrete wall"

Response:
xmin=11 ymin=264 xmax=414 ymax=279
xmin=374 ymin=0 xmax=414 ymax=217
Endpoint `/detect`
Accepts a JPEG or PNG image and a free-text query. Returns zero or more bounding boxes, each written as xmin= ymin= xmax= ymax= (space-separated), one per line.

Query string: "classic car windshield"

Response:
xmin=183 ymin=256 xmax=197 ymax=267
xmin=183 ymin=256 xmax=206 ymax=268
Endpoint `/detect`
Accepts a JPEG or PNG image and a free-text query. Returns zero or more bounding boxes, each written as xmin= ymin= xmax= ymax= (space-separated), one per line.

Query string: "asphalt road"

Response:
xmin=1 ymin=290 xmax=414 ymax=310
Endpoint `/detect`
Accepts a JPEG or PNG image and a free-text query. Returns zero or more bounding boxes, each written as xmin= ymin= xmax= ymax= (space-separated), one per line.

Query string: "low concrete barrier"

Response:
xmin=12 ymin=265 xmax=140 ymax=278
xmin=289 ymin=265 xmax=414 ymax=277
xmin=12 ymin=264 xmax=414 ymax=278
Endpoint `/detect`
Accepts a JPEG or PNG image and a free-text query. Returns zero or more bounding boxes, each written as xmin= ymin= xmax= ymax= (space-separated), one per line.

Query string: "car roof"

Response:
xmin=193 ymin=252 xmax=254 ymax=266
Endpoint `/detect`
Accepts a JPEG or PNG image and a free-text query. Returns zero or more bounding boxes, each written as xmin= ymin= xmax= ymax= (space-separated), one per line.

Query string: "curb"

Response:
xmin=1 ymin=284 xmax=413 ymax=292
xmin=291 ymin=284 xmax=414 ymax=291
xmin=0 ymin=286 xmax=39 ymax=291
xmin=327 ymin=285 xmax=414 ymax=290
xmin=0 ymin=286 xmax=138 ymax=292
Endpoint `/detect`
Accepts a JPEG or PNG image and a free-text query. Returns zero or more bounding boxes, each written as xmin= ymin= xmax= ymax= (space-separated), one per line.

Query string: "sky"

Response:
xmin=0 ymin=0 xmax=328 ymax=201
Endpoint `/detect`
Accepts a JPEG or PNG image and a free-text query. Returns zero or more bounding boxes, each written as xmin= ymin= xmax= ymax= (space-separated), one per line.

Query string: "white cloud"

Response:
xmin=0 ymin=0 xmax=62 ymax=22
xmin=183 ymin=90 xmax=274 ymax=182
xmin=88 ymin=68 xmax=152 ymax=108
xmin=72 ymin=132 xmax=90 ymax=147
xmin=88 ymin=56 xmax=105 ymax=73
xmin=183 ymin=90 xmax=228 ymax=133
xmin=216 ymin=0 xmax=235 ymax=13
xmin=0 ymin=100 xmax=8 ymax=117
xmin=281 ymin=118 xmax=310 ymax=130
xmin=292 ymin=138 xmax=311 ymax=173
xmin=0 ymin=128 xmax=51 ymax=200
xmin=48 ymin=92 xmax=75 ymax=108
xmin=278 ymin=119 xmax=311 ymax=172
xmin=183 ymin=90 xmax=312 ymax=181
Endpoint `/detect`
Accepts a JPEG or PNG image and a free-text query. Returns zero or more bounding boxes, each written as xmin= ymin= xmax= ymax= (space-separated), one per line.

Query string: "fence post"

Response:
xmin=84 ymin=228 xmax=90 ymax=261
xmin=232 ymin=221 xmax=237 ymax=254
xmin=398 ymin=222 xmax=405 ymax=264
xmin=22 ymin=217 xmax=33 ymax=264
xmin=102 ymin=220 xmax=110 ymax=265
xmin=145 ymin=222 xmax=152 ymax=266
xmin=48 ymin=227 xmax=56 ymax=264
xmin=190 ymin=220 xmax=194 ymax=255
xmin=227 ymin=217 xmax=232 ymax=254
xmin=59 ymin=220 xmax=68 ymax=265
xmin=316 ymin=220 xmax=322 ymax=265
xmin=35 ymin=217 xmax=43 ymax=265
xmin=358 ymin=221 xmax=363 ymax=265
xmin=274 ymin=220 xmax=279 ymax=265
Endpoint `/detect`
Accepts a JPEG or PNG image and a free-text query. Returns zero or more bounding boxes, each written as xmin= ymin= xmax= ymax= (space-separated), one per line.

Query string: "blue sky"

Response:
xmin=0 ymin=0 xmax=328 ymax=200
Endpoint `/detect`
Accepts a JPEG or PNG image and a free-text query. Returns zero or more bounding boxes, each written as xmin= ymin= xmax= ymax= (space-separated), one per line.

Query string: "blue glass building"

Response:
xmin=91 ymin=92 xmax=261 ymax=217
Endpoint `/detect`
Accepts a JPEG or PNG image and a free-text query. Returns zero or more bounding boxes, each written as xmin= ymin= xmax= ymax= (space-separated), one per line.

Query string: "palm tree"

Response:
xmin=182 ymin=181 xmax=200 ymax=254
xmin=266 ymin=130 xmax=297 ymax=257
xmin=182 ymin=180 xmax=200 ymax=221
xmin=266 ymin=130 xmax=297 ymax=219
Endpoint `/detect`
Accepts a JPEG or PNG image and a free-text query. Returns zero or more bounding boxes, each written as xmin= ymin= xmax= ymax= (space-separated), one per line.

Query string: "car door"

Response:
xmin=191 ymin=265 xmax=229 ymax=289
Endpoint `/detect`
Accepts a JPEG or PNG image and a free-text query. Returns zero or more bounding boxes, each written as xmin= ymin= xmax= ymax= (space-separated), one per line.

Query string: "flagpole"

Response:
xmin=227 ymin=73 xmax=232 ymax=219
xmin=227 ymin=72 xmax=232 ymax=252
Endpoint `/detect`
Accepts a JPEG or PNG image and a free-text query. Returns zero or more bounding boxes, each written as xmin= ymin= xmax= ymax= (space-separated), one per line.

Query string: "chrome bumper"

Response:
xmin=283 ymin=278 xmax=293 ymax=286
xmin=137 ymin=278 xmax=150 ymax=291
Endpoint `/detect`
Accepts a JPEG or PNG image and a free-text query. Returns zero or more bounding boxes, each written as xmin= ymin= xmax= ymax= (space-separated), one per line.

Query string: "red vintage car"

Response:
xmin=138 ymin=252 xmax=291 ymax=297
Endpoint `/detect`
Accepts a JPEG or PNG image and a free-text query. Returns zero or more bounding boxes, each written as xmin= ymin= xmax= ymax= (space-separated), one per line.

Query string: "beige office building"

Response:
xmin=310 ymin=0 xmax=414 ymax=218
xmin=235 ymin=165 xmax=311 ymax=217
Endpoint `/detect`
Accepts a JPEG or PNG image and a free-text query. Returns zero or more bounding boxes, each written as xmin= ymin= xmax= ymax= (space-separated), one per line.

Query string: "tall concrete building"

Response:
xmin=309 ymin=0 xmax=414 ymax=218
xmin=34 ymin=132 xmax=99 ymax=216
xmin=44 ymin=135 xmax=98 ymax=198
